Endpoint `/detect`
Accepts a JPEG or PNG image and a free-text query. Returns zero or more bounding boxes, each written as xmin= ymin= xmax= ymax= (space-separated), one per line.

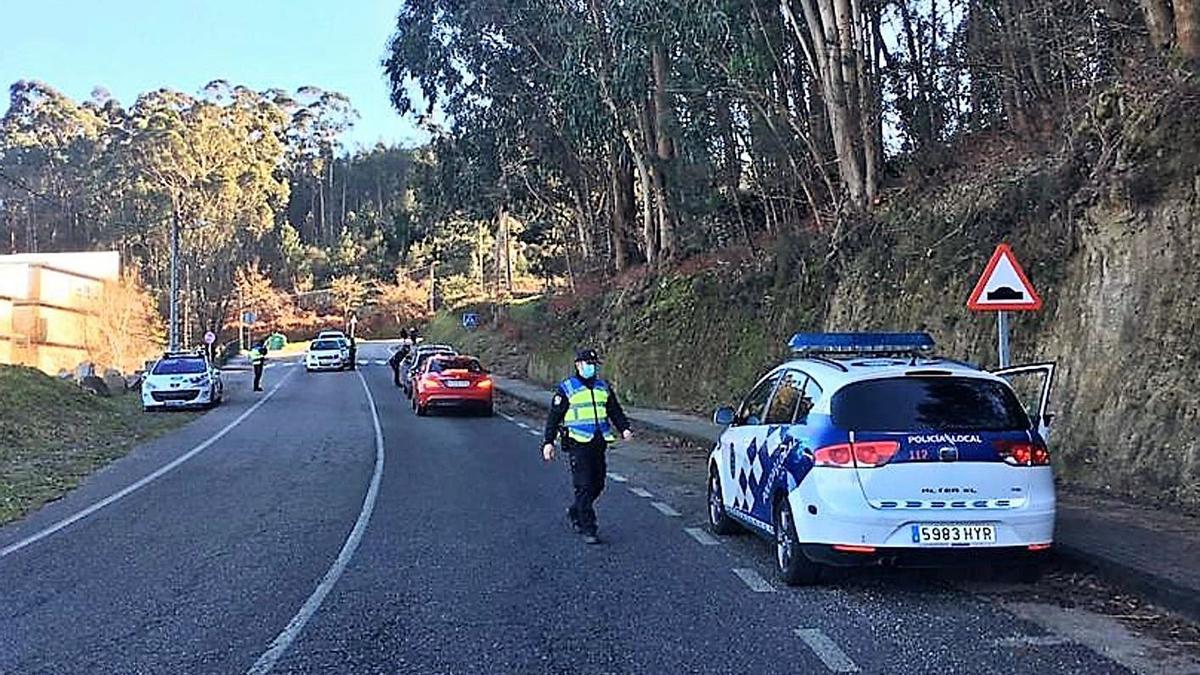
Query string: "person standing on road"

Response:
xmin=542 ymin=348 xmax=633 ymax=545
xmin=249 ymin=342 xmax=267 ymax=392
xmin=347 ymin=335 xmax=358 ymax=370
xmin=389 ymin=329 xmax=414 ymax=386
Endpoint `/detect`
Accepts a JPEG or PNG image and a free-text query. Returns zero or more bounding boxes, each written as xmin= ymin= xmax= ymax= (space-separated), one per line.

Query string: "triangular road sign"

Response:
xmin=967 ymin=243 xmax=1043 ymax=311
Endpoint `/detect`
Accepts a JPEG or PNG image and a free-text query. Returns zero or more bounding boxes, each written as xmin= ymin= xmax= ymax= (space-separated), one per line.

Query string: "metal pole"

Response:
xmin=168 ymin=210 xmax=180 ymax=351
xmin=997 ymin=310 xmax=1011 ymax=368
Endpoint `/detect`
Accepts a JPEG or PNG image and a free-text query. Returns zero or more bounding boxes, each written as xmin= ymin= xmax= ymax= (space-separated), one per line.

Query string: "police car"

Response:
xmin=142 ymin=351 xmax=224 ymax=411
xmin=706 ymin=333 xmax=1055 ymax=585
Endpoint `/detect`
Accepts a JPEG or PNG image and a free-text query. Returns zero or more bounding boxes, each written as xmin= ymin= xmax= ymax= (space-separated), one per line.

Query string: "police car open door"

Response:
xmin=991 ymin=363 xmax=1055 ymax=442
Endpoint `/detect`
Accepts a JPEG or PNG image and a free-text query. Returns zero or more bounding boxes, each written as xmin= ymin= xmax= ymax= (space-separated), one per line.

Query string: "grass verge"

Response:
xmin=0 ymin=365 xmax=198 ymax=525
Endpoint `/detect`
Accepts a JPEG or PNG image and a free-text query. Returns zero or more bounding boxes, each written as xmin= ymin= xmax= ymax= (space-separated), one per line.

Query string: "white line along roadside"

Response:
xmin=732 ymin=567 xmax=775 ymax=593
xmin=684 ymin=527 xmax=720 ymax=546
xmin=629 ymin=487 xmax=654 ymax=498
xmin=793 ymin=628 xmax=860 ymax=673
xmin=651 ymin=502 xmax=681 ymax=517
xmin=246 ymin=371 xmax=386 ymax=675
xmin=0 ymin=370 xmax=295 ymax=561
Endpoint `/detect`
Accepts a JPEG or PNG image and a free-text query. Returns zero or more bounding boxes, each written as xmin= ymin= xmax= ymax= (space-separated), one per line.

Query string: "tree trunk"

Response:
xmin=1142 ymin=0 xmax=1176 ymax=49
xmin=608 ymin=141 xmax=639 ymax=270
xmin=1177 ymin=0 xmax=1200 ymax=61
xmin=635 ymin=100 xmax=660 ymax=267
xmin=650 ymin=41 xmax=677 ymax=262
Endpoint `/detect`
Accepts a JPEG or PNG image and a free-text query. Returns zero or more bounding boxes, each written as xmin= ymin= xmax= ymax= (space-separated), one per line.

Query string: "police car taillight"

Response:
xmin=995 ymin=440 xmax=1050 ymax=466
xmin=813 ymin=441 xmax=899 ymax=468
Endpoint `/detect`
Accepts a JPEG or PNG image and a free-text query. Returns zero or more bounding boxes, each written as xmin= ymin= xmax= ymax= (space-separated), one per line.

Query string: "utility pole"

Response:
xmin=168 ymin=209 xmax=181 ymax=351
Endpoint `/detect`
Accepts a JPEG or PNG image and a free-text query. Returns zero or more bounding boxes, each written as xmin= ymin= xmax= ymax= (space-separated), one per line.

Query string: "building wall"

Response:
xmin=0 ymin=252 xmax=119 ymax=374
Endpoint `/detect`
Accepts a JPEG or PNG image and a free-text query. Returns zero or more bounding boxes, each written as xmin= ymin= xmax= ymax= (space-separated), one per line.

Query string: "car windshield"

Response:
xmin=428 ymin=357 xmax=482 ymax=373
xmin=152 ymin=358 xmax=208 ymax=375
xmin=310 ymin=340 xmax=342 ymax=351
xmin=831 ymin=376 xmax=1030 ymax=432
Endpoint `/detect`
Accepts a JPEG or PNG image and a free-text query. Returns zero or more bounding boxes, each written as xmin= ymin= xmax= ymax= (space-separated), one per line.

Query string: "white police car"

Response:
xmin=707 ymin=333 xmax=1055 ymax=585
xmin=142 ymin=351 xmax=223 ymax=411
xmin=306 ymin=337 xmax=351 ymax=371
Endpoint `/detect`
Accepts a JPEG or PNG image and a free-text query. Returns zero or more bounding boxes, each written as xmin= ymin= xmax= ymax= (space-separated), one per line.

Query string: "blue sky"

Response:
xmin=0 ymin=0 xmax=427 ymax=150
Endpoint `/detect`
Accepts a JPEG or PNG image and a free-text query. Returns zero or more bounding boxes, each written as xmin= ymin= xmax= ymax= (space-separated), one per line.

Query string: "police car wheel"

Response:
xmin=707 ymin=469 xmax=739 ymax=535
xmin=774 ymin=500 xmax=821 ymax=586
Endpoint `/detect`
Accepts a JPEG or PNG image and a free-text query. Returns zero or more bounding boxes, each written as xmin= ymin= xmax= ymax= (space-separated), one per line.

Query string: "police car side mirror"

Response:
xmin=713 ymin=406 xmax=736 ymax=427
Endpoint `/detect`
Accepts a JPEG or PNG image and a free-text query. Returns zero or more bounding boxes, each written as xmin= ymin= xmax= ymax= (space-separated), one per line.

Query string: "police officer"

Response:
xmin=347 ymin=335 xmax=358 ymax=370
xmin=249 ymin=341 xmax=267 ymax=392
xmin=542 ymin=348 xmax=632 ymax=545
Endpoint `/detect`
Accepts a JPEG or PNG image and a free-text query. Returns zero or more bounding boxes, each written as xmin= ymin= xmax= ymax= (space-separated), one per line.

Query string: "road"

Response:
xmin=0 ymin=342 xmax=1180 ymax=674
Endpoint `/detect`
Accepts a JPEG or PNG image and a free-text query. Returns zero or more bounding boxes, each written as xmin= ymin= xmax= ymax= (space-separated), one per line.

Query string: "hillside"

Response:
xmin=429 ymin=82 xmax=1200 ymax=511
xmin=0 ymin=366 xmax=195 ymax=524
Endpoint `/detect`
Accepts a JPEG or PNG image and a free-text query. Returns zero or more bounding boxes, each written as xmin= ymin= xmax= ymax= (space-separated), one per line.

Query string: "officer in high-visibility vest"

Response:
xmin=249 ymin=342 xmax=267 ymax=392
xmin=542 ymin=348 xmax=632 ymax=545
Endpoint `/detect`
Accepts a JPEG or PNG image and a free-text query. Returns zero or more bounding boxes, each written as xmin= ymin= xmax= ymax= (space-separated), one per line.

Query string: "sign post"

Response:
xmin=967 ymin=243 xmax=1043 ymax=368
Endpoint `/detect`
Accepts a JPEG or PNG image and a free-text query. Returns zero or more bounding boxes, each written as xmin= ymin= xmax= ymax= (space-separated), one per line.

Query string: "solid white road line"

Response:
xmin=732 ymin=567 xmax=775 ymax=593
xmin=246 ymin=371 xmax=386 ymax=675
xmin=0 ymin=370 xmax=295 ymax=561
xmin=992 ymin=635 xmax=1071 ymax=648
xmin=651 ymin=502 xmax=681 ymax=517
xmin=794 ymin=628 xmax=860 ymax=673
xmin=606 ymin=472 xmax=628 ymax=483
xmin=629 ymin=487 xmax=654 ymax=498
xmin=684 ymin=527 xmax=719 ymax=546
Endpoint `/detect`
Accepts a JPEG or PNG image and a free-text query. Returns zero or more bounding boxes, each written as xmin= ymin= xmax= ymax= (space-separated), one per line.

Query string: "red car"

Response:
xmin=413 ymin=355 xmax=494 ymax=417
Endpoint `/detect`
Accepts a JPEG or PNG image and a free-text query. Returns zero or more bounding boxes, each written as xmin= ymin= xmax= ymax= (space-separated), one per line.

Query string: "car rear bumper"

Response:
xmin=419 ymin=392 xmax=493 ymax=407
xmin=788 ymin=468 xmax=1056 ymax=549
xmin=801 ymin=543 xmax=1052 ymax=568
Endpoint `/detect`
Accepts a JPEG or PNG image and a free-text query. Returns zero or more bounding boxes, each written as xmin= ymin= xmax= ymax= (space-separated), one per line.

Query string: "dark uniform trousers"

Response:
xmin=252 ymin=362 xmax=264 ymax=390
xmin=566 ymin=435 xmax=607 ymax=535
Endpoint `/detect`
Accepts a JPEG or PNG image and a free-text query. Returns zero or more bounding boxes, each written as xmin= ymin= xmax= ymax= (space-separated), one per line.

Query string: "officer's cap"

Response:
xmin=574 ymin=348 xmax=602 ymax=364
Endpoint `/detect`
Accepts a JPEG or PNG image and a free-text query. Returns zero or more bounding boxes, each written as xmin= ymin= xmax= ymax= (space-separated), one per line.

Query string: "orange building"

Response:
xmin=0 ymin=252 xmax=121 ymax=374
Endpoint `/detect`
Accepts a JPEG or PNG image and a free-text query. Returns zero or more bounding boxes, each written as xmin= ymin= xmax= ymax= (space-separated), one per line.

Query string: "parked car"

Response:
xmin=400 ymin=344 xmax=457 ymax=397
xmin=707 ymin=332 xmax=1055 ymax=586
xmin=142 ymin=351 xmax=223 ymax=411
xmin=413 ymin=355 xmax=494 ymax=416
xmin=305 ymin=338 xmax=351 ymax=372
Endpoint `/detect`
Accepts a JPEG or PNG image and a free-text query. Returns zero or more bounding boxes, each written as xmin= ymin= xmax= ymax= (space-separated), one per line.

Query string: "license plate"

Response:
xmin=911 ymin=523 xmax=997 ymax=546
xmin=445 ymin=380 xmax=470 ymax=388
xmin=166 ymin=400 xmax=185 ymax=406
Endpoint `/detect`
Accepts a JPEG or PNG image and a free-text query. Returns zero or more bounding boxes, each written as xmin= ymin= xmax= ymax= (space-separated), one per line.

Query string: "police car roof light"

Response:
xmin=788 ymin=332 xmax=936 ymax=357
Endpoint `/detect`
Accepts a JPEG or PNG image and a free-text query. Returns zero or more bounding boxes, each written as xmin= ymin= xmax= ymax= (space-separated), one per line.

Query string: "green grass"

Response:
xmin=0 ymin=365 xmax=198 ymax=525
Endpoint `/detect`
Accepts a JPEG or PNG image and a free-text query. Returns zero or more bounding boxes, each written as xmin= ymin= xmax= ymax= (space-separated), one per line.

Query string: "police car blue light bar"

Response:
xmin=788 ymin=332 xmax=936 ymax=356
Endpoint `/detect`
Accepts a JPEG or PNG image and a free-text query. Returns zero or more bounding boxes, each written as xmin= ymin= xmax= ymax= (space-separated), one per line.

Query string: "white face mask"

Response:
xmin=578 ymin=362 xmax=597 ymax=379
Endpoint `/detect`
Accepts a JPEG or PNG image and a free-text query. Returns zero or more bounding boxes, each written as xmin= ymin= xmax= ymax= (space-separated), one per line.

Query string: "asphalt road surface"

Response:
xmin=0 ymin=343 xmax=1170 ymax=674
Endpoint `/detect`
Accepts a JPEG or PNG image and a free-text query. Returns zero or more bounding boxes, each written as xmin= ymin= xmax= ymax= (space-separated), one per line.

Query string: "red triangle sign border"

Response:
xmin=967 ymin=243 xmax=1043 ymax=312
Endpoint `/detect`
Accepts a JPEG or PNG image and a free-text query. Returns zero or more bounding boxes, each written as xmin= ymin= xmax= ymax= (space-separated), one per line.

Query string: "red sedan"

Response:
xmin=413 ymin=355 xmax=494 ymax=416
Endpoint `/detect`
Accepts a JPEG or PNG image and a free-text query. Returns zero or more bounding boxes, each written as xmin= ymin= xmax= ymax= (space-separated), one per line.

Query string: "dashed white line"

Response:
xmin=794 ymin=628 xmax=860 ymax=673
xmin=0 ymin=370 xmax=295 ymax=560
xmin=516 ymin=422 xmax=531 ymax=430
xmin=246 ymin=371 xmax=386 ymax=675
xmin=684 ymin=527 xmax=719 ymax=546
xmin=374 ymin=360 xmax=387 ymax=366
xmin=651 ymin=502 xmax=681 ymax=517
xmin=499 ymin=412 xmax=516 ymax=422
xmin=629 ymin=487 xmax=654 ymax=498
xmin=527 ymin=430 xmax=541 ymax=437
xmin=732 ymin=567 xmax=775 ymax=593
xmin=606 ymin=472 xmax=628 ymax=483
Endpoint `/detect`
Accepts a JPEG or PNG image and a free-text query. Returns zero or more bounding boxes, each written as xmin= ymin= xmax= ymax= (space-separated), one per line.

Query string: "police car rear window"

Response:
xmin=831 ymin=376 xmax=1029 ymax=432
xmin=153 ymin=358 xmax=208 ymax=375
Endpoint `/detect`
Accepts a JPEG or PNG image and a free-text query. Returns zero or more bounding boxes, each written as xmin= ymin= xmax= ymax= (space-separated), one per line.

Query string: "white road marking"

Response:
xmin=1003 ymin=602 xmax=1200 ymax=675
xmin=357 ymin=360 xmax=368 ymax=366
xmin=606 ymin=472 xmax=628 ymax=483
xmin=516 ymin=422 xmax=531 ymax=430
xmin=374 ymin=360 xmax=387 ymax=366
xmin=499 ymin=413 xmax=515 ymax=422
xmin=794 ymin=628 xmax=860 ymax=673
xmin=992 ymin=635 xmax=1071 ymax=648
xmin=246 ymin=371 xmax=386 ymax=675
xmin=732 ymin=567 xmax=775 ymax=593
xmin=684 ymin=527 xmax=719 ymax=546
xmin=651 ymin=502 xmax=681 ymax=517
xmin=629 ymin=487 xmax=654 ymax=498
xmin=527 ymin=430 xmax=541 ymax=437
xmin=0 ymin=370 xmax=295 ymax=561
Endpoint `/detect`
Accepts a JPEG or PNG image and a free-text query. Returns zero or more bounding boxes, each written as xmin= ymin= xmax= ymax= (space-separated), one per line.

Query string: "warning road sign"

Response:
xmin=967 ymin=243 xmax=1043 ymax=312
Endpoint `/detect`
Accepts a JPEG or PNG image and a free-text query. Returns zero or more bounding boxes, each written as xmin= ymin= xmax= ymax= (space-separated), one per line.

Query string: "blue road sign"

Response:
xmin=462 ymin=312 xmax=480 ymax=329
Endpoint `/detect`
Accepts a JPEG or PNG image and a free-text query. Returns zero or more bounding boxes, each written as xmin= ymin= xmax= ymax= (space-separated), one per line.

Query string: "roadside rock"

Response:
xmin=102 ymin=369 xmax=126 ymax=393
xmin=79 ymin=375 xmax=111 ymax=397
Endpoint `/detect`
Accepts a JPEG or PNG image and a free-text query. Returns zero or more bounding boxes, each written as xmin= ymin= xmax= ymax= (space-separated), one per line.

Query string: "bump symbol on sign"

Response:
xmin=967 ymin=243 xmax=1042 ymax=312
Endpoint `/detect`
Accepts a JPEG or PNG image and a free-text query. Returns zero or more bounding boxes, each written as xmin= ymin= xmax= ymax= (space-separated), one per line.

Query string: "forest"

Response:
xmin=1 ymin=0 xmax=1198 ymax=342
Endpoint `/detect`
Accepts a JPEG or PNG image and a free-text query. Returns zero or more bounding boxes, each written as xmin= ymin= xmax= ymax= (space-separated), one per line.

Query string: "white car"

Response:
xmin=317 ymin=330 xmax=348 ymax=341
xmin=707 ymin=332 xmax=1055 ymax=585
xmin=306 ymin=337 xmax=350 ymax=372
xmin=142 ymin=352 xmax=223 ymax=411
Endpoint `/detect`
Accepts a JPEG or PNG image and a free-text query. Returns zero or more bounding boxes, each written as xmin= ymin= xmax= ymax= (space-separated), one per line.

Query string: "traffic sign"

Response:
xmin=462 ymin=312 xmax=480 ymax=330
xmin=242 ymin=311 xmax=257 ymax=325
xmin=203 ymin=331 xmax=216 ymax=345
xmin=967 ymin=244 xmax=1042 ymax=312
